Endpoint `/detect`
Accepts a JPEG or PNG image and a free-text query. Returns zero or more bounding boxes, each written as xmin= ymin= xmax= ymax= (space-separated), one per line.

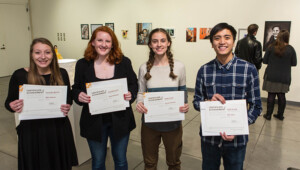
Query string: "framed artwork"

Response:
xmin=186 ymin=27 xmax=197 ymax=42
xmin=164 ymin=28 xmax=175 ymax=38
xmin=81 ymin=24 xmax=89 ymax=40
xmin=91 ymin=24 xmax=103 ymax=33
xmin=199 ymin=28 xmax=212 ymax=40
xmin=238 ymin=29 xmax=247 ymax=41
xmin=105 ymin=23 xmax=114 ymax=32
xmin=263 ymin=21 xmax=291 ymax=51
xmin=136 ymin=23 xmax=152 ymax=45
xmin=122 ymin=30 xmax=128 ymax=39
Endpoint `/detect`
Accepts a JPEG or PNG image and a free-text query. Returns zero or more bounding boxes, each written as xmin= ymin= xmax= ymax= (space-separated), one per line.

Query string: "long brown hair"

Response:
xmin=274 ymin=30 xmax=289 ymax=57
xmin=84 ymin=26 xmax=123 ymax=64
xmin=144 ymin=28 xmax=177 ymax=81
xmin=28 ymin=38 xmax=64 ymax=85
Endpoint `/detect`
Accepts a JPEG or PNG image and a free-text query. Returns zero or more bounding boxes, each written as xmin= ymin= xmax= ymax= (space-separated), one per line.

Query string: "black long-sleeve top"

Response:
xmin=263 ymin=45 xmax=297 ymax=85
xmin=72 ymin=56 xmax=138 ymax=142
xmin=5 ymin=68 xmax=72 ymax=112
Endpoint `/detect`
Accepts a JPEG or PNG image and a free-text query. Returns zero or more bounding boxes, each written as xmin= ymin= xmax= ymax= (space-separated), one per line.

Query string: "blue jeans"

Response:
xmin=87 ymin=122 xmax=130 ymax=170
xmin=201 ymin=142 xmax=246 ymax=170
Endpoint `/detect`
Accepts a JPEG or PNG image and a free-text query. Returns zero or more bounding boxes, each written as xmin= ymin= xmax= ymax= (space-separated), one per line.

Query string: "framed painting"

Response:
xmin=81 ymin=24 xmax=89 ymax=40
xmin=263 ymin=21 xmax=291 ymax=51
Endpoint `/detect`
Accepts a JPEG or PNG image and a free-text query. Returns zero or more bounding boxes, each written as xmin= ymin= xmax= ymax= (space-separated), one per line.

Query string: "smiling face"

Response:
xmin=31 ymin=42 xmax=53 ymax=72
xmin=211 ymin=28 xmax=234 ymax=62
xmin=149 ymin=32 xmax=171 ymax=57
xmin=92 ymin=31 xmax=112 ymax=58
xmin=272 ymin=26 xmax=280 ymax=38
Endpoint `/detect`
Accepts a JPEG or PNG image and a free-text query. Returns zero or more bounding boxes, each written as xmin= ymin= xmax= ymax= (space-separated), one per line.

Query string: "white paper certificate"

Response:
xmin=86 ymin=78 xmax=129 ymax=115
xmin=200 ymin=100 xmax=249 ymax=136
xmin=144 ymin=91 xmax=185 ymax=123
xmin=19 ymin=84 xmax=67 ymax=120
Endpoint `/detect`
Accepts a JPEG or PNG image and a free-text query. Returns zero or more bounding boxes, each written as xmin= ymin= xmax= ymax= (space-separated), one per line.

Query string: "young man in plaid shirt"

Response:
xmin=193 ymin=23 xmax=262 ymax=170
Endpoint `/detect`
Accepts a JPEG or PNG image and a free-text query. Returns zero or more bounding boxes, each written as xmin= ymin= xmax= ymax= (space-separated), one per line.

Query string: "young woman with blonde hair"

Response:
xmin=5 ymin=38 xmax=78 ymax=170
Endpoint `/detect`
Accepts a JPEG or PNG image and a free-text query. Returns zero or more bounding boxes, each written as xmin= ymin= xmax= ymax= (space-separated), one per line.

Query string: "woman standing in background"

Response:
xmin=263 ymin=30 xmax=297 ymax=121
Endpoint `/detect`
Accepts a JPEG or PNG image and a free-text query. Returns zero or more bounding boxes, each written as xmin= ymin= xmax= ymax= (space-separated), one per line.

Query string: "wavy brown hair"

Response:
xmin=28 ymin=38 xmax=64 ymax=85
xmin=274 ymin=30 xmax=289 ymax=57
xmin=144 ymin=28 xmax=177 ymax=81
xmin=84 ymin=26 xmax=123 ymax=64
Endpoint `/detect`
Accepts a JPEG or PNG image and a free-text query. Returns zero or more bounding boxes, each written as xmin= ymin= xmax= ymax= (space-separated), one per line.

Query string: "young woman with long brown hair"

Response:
xmin=136 ymin=28 xmax=189 ymax=169
xmin=72 ymin=26 xmax=138 ymax=170
xmin=5 ymin=38 xmax=78 ymax=170
xmin=263 ymin=30 xmax=297 ymax=120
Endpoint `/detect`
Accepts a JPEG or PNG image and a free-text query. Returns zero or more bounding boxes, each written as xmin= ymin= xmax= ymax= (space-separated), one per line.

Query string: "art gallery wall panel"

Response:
xmin=0 ymin=0 xmax=27 ymax=4
xmin=28 ymin=0 xmax=300 ymax=102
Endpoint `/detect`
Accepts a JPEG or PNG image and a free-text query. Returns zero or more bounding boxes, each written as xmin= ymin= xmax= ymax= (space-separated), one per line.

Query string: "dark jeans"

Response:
xmin=201 ymin=142 xmax=246 ymax=170
xmin=87 ymin=122 xmax=130 ymax=170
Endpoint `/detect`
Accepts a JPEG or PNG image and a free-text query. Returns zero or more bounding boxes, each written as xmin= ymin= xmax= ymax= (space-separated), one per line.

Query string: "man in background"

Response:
xmin=235 ymin=24 xmax=262 ymax=71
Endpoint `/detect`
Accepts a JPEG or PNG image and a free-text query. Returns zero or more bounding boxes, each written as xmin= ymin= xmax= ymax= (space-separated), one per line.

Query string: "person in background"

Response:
xmin=54 ymin=45 xmax=63 ymax=59
xmin=235 ymin=24 xmax=262 ymax=71
xmin=136 ymin=28 xmax=189 ymax=170
xmin=193 ymin=23 xmax=262 ymax=170
xmin=5 ymin=38 xmax=78 ymax=170
xmin=72 ymin=26 xmax=138 ymax=170
xmin=137 ymin=29 xmax=149 ymax=45
xmin=262 ymin=30 xmax=297 ymax=120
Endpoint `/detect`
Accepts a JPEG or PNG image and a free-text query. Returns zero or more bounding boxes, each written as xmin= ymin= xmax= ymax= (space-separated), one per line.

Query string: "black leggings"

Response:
xmin=267 ymin=92 xmax=286 ymax=113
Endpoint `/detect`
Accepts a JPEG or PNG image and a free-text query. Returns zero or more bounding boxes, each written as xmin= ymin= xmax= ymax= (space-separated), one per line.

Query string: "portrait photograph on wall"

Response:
xmin=136 ymin=23 xmax=152 ymax=45
xmin=81 ymin=24 xmax=89 ymax=40
xmin=263 ymin=21 xmax=291 ymax=51
xmin=238 ymin=28 xmax=247 ymax=41
xmin=122 ymin=30 xmax=128 ymax=39
xmin=91 ymin=24 xmax=103 ymax=33
xmin=164 ymin=28 xmax=175 ymax=38
xmin=186 ymin=27 xmax=197 ymax=42
xmin=199 ymin=28 xmax=211 ymax=40
xmin=105 ymin=23 xmax=114 ymax=32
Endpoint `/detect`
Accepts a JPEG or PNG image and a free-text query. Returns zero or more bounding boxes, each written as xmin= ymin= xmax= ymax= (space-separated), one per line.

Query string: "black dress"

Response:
xmin=5 ymin=68 xmax=78 ymax=170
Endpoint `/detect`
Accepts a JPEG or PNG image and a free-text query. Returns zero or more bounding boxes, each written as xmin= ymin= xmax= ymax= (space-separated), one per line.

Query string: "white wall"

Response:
xmin=29 ymin=0 xmax=300 ymax=102
xmin=0 ymin=0 xmax=27 ymax=4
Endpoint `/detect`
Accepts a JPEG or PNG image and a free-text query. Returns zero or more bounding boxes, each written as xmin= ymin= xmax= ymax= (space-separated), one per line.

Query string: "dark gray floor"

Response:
xmin=1 ymin=76 xmax=300 ymax=170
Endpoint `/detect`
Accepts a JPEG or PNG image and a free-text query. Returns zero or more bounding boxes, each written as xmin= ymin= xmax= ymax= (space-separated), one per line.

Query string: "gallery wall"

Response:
xmin=29 ymin=0 xmax=300 ymax=102
xmin=0 ymin=0 xmax=26 ymax=4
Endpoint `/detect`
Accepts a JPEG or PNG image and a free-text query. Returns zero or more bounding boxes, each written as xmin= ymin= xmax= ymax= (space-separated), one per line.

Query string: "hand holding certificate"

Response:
xmin=144 ymin=91 xmax=185 ymax=123
xmin=200 ymin=100 xmax=249 ymax=136
xmin=19 ymin=84 xmax=67 ymax=120
xmin=86 ymin=78 xmax=129 ymax=115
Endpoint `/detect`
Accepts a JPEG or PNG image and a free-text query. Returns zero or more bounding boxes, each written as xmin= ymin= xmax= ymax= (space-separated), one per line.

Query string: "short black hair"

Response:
xmin=209 ymin=23 xmax=237 ymax=43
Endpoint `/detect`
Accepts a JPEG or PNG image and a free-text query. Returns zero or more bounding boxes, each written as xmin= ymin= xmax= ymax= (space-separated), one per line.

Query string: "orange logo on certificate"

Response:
xmin=86 ymin=83 xmax=91 ymax=89
xmin=19 ymin=85 xmax=23 ymax=92
xmin=143 ymin=92 xmax=147 ymax=99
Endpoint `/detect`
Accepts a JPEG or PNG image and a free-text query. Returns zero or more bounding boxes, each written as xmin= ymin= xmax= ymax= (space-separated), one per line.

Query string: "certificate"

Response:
xmin=19 ymin=84 xmax=67 ymax=120
xmin=200 ymin=100 xmax=249 ymax=136
xmin=144 ymin=91 xmax=185 ymax=123
xmin=86 ymin=78 xmax=129 ymax=115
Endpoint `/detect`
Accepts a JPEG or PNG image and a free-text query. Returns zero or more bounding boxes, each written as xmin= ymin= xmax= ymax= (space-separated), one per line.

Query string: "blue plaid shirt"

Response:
xmin=193 ymin=55 xmax=262 ymax=147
